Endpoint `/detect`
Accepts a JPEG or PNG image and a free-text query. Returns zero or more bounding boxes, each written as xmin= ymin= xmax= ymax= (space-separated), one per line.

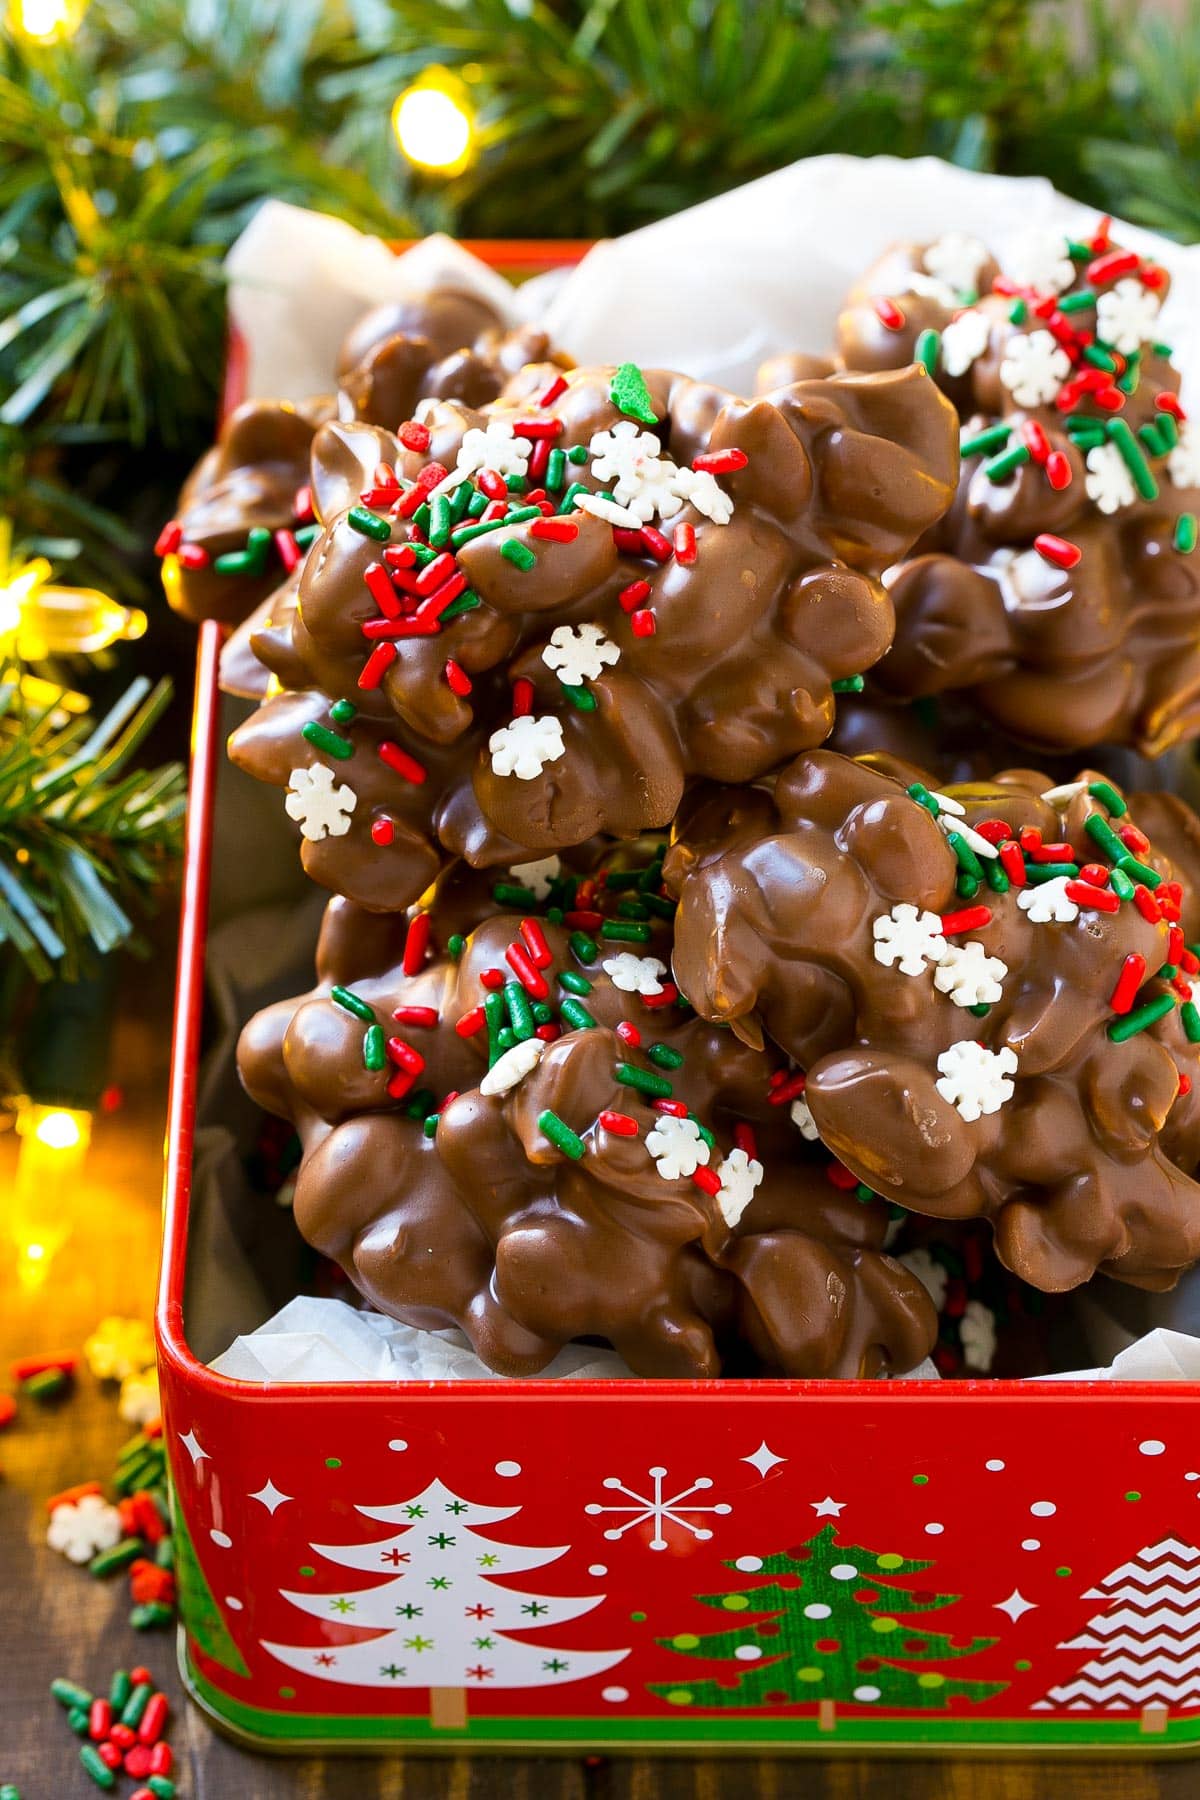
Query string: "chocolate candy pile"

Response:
xmin=168 ymin=237 xmax=1200 ymax=1379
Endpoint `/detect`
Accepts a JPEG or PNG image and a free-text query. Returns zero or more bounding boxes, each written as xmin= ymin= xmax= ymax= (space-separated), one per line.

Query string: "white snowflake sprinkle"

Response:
xmin=488 ymin=714 xmax=566 ymax=780
xmin=574 ymin=491 xmax=643 ymax=529
xmin=480 ymin=1037 xmax=545 ymax=1097
xmin=935 ymin=1040 xmax=1018 ymax=1122
xmin=508 ymin=854 xmax=561 ymax=900
xmin=645 ymin=1113 xmax=710 ymax=1181
xmin=671 ymin=464 xmax=734 ymax=525
xmin=588 ymin=420 xmax=683 ymax=523
xmin=714 ymin=1147 xmax=763 ymax=1228
xmin=1096 ymin=278 xmax=1160 ymax=355
xmin=602 ymin=951 xmax=667 ymax=996
xmin=873 ymin=904 xmax=948 ymax=978
xmin=1085 ymin=441 xmax=1136 ymax=514
xmin=999 ymin=330 xmax=1072 ymax=408
xmin=899 ymin=1246 xmax=949 ymax=1311
xmin=1007 ymin=229 xmax=1076 ymax=295
xmin=933 ymin=940 xmax=1008 ymax=1008
xmin=924 ymin=232 xmax=990 ymax=297
xmin=900 ymin=271 xmax=958 ymax=308
xmin=118 ymin=1367 xmax=160 ymax=1427
xmin=47 ymin=1494 xmax=123 ymax=1565
xmin=1168 ymin=422 xmax=1200 ymax=491
xmin=790 ymin=1094 xmax=820 ymax=1141
xmin=1017 ymin=876 xmax=1079 ymax=923
xmin=542 ymin=622 xmax=620 ymax=686
xmin=437 ymin=419 xmax=531 ymax=497
xmin=285 ymin=764 xmax=357 ymax=842
xmin=940 ymin=309 xmax=991 ymax=377
xmin=960 ymin=1299 xmax=998 ymax=1372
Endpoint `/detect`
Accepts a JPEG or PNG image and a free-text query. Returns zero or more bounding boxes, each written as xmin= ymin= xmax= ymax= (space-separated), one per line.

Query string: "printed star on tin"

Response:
xmin=742 ymin=1441 xmax=787 ymax=1479
xmin=178 ymin=1428 xmax=208 ymax=1466
xmin=811 ymin=1497 xmax=846 ymax=1518
xmin=248 ymin=1479 xmax=292 ymax=1515
xmin=995 ymin=1588 xmax=1038 ymax=1622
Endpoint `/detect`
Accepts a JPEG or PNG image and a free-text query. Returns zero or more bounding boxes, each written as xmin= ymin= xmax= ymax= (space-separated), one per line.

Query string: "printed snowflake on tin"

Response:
xmin=1017 ymin=875 xmax=1080 ymax=924
xmin=1168 ymin=423 xmax=1200 ymax=491
xmin=488 ymin=714 xmax=566 ymax=780
xmin=285 ymin=764 xmax=357 ymax=842
xmin=933 ymin=940 xmax=1008 ymax=1009
xmin=924 ymin=232 xmax=989 ymax=297
xmin=714 ymin=1147 xmax=763 ymax=1228
xmin=1084 ymin=442 xmax=1137 ymax=515
xmin=1006 ymin=228 xmax=1076 ymax=296
xmin=588 ymin=421 xmax=683 ymax=523
xmin=602 ymin=951 xmax=667 ymax=996
xmin=585 ymin=1466 xmax=732 ymax=1552
xmin=645 ymin=1113 xmax=710 ymax=1181
xmin=999 ymin=330 xmax=1072 ymax=408
xmin=940 ymin=309 xmax=990 ymax=378
xmin=1095 ymin=278 xmax=1160 ymax=355
xmin=872 ymin=903 xmax=948 ymax=978
xmin=935 ymin=1040 xmax=1018 ymax=1122
xmin=542 ymin=622 xmax=620 ymax=686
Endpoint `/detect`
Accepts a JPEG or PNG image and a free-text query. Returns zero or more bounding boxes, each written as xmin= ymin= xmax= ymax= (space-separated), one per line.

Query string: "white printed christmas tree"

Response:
xmin=1033 ymin=1535 xmax=1200 ymax=1731
xmin=263 ymin=1477 xmax=628 ymax=1728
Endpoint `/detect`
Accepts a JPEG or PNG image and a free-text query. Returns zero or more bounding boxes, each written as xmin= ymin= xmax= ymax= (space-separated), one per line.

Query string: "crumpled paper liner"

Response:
xmin=202 ymin=157 xmax=1200 ymax=1385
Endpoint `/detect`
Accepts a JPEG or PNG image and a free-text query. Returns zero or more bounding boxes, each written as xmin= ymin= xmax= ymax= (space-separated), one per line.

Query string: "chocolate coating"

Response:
xmin=666 ymin=751 xmax=1200 ymax=1294
xmin=237 ymin=864 xmax=935 ymax=1378
xmin=829 ymin=229 xmax=1200 ymax=756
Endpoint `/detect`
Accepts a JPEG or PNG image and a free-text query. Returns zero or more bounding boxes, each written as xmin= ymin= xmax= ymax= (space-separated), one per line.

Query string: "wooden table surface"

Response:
xmin=1 ymin=947 xmax=1196 ymax=1799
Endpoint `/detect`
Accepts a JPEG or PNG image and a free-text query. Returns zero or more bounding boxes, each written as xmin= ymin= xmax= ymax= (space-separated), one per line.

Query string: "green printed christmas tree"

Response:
xmin=650 ymin=1523 xmax=1005 ymax=1721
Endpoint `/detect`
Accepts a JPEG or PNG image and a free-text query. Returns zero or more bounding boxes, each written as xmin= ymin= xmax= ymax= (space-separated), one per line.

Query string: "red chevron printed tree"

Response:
xmin=649 ymin=1523 xmax=1005 ymax=1724
xmin=1034 ymin=1536 xmax=1200 ymax=1733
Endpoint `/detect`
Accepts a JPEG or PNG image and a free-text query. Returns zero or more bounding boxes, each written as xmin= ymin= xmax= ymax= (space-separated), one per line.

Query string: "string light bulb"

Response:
xmin=392 ymin=69 xmax=475 ymax=176
xmin=5 ymin=0 xmax=88 ymax=42
xmin=9 ymin=1101 xmax=92 ymax=1291
xmin=0 ymin=520 xmax=146 ymax=658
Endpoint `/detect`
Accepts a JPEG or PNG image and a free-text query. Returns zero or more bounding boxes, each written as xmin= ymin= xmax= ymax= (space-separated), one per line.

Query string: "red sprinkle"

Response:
xmin=393 ymin=1006 xmax=439 ymax=1028
xmin=1156 ymin=392 xmax=1187 ymax=421
xmin=1110 ymin=952 xmax=1147 ymax=1014
xmin=154 ymin=520 xmax=182 ymax=557
xmin=530 ymin=517 xmax=579 ymax=543
xmin=1030 ymin=840 xmax=1074 ymax=862
xmin=96 ymin=1743 xmax=122 ymax=1772
xmin=293 ymin=484 xmax=314 ymax=523
xmin=511 ymin=678 xmax=534 ymax=718
xmin=359 ymin=642 xmax=398 ymax=690
xmin=379 ymin=742 xmax=427 ymax=784
xmin=414 ymin=552 xmax=456 ymax=597
xmin=999 ymin=841 xmax=1027 ymax=887
xmin=387 ymin=1037 xmax=426 ymax=1075
xmin=398 ymin=420 xmax=431 ymax=453
xmin=1078 ymin=863 xmax=1110 ymax=886
xmin=129 ymin=1668 xmax=153 ymax=1687
xmin=826 ymin=1162 xmax=859 ymax=1191
xmin=512 ymin=417 xmax=564 ymax=440
xmin=137 ymin=1692 xmax=169 ymax=1746
xmin=619 ymin=579 xmax=651 ymax=613
xmin=630 ymin=609 xmax=656 ymax=638
xmin=1018 ymin=827 xmax=1042 ymax=854
xmin=1065 ymin=880 xmax=1120 ymax=912
xmin=673 ymin=522 xmax=697 ymax=564
xmin=692 ymin=1166 xmax=722 ymax=1196
xmin=1182 ymin=950 xmax=1200 ymax=976
xmin=537 ymin=373 xmax=568 ymax=407
xmin=520 ymin=917 xmax=553 ymax=968
xmin=44 ymin=1481 xmax=102 ymax=1513
xmin=972 ymin=819 xmax=1012 ymax=845
xmin=733 ymin=1123 xmax=758 ymax=1160
xmin=506 ymin=941 xmax=551 ymax=1000
xmin=640 ymin=525 xmax=673 ymax=563
xmin=1021 ymin=420 xmax=1050 ymax=463
xmin=109 ymin=1723 xmax=136 ymax=1749
xmin=768 ymin=1071 xmax=807 ymax=1107
xmin=692 ymin=448 xmax=748 ymax=475
xmin=616 ymin=1021 xmax=641 ymax=1047
xmin=535 ymin=1023 xmax=561 ymax=1042
xmin=599 ymin=1110 xmax=639 ymax=1137
xmin=444 ymin=658 xmax=473 ymax=697
xmin=1087 ymin=248 xmax=1140 ymax=287
xmin=476 ymin=469 xmax=507 ymax=501
xmin=176 ymin=542 xmax=210 ymax=570
xmin=89 ymin=1698 xmax=112 ymax=1741
xmin=873 ymin=296 xmax=906 ymax=331
xmin=479 ymin=968 xmax=506 ymax=990
xmin=1118 ymin=823 xmax=1151 ymax=855
xmin=1134 ymin=885 xmax=1162 ymax=923
xmin=403 ymin=912 xmax=431 ymax=976
xmin=387 ymin=1067 xmax=417 ymax=1101
xmin=12 ymin=1353 xmax=75 ymax=1380
xmin=1141 ymin=263 xmax=1168 ymax=291
xmin=564 ymin=910 xmax=604 ymax=931
xmin=456 ymin=1007 xmax=485 ymax=1038
xmin=640 ymin=983 xmax=679 ymax=1009
xmin=1180 ymin=1073 xmax=1194 ymax=1097
xmin=613 ymin=526 xmax=650 ymax=558
xmin=1045 ymin=449 xmax=1073 ymax=490
xmin=653 ymin=1098 xmax=689 ymax=1118
xmin=274 ymin=528 xmax=302 ymax=572
xmin=1034 ymin=533 xmax=1082 ymax=570
xmin=364 ymin=561 xmax=403 ymax=617
xmin=940 ymin=905 xmax=992 ymax=936
xmin=1170 ymin=924 xmax=1186 ymax=964
xmin=528 ymin=437 xmax=551 ymax=483
xmin=149 ymin=1745 xmax=173 ymax=1776
xmin=0 ymin=1395 xmax=14 ymax=1429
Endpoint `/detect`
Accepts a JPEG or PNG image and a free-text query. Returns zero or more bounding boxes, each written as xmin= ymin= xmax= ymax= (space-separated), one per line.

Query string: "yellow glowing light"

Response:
xmin=0 ymin=519 xmax=146 ymax=658
xmin=392 ymin=72 xmax=475 ymax=176
xmin=8 ymin=1101 xmax=92 ymax=1287
xmin=34 ymin=1107 xmax=84 ymax=1151
xmin=5 ymin=0 xmax=88 ymax=41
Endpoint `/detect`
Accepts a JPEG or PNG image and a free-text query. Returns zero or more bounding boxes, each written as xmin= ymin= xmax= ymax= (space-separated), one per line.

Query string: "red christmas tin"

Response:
xmin=159 ymin=244 xmax=1200 ymax=1758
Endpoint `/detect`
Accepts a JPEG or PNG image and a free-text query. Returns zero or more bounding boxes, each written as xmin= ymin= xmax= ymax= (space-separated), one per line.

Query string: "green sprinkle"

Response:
xmin=1160 ymin=964 xmax=1179 ymax=981
xmin=1118 ymin=349 xmax=1142 ymax=396
xmin=855 ymin=1183 xmax=877 ymax=1203
xmin=693 ymin=1118 xmax=715 ymax=1150
xmin=423 ymin=1113 xmax=439 ymax=1138
xmin=1153 ymin=341 xmax=1174 ymax=359
xmin=1110 ymin=866 xmax=1136 ymax=901
xmin=448 ymin=480 xmax=474 ymax=523
xmin=1138 ymin=422 xmax=1168 ymax=458
xmin=956 ymin=874 xmax=981 ymax=899
xmin=495 ymin=1026 xmax=517 ymax=1054
xmin=332 ymin=985 xmax=374 ymax=1023
xmin=51 ymin=1678 xmax=93 ymax=1710
xmin=484 ymin=990 xmax=506 ymax=1041
xmin=330 ymin=698 xmax=357 ymax=725
xmin=1182 ymin=1002 xmax=1200 ymax=1043
xmin=984 ymin=443 xmax=1031 ymax=484
xmin=537 ymin=1108 xmax=586 ymax=1160
xmin=505 ymin=981 xmax=536 ymax=1040
xmin=601 ymin=919 xmax=652 ymax=943
xmin=617 ymin=898 xmax=650 ymax=920
xmin=603 ymin=868 xmax=646 ymax=889
xmin=1107 ymin=416 xmax=1159 ymax=500
xmin=1108 ymin=993 xmax=1176 ymax=1042
xmin=1175 ymin=513 xmax=1197 ymax=554
xmin=492 ymin=882 xmax=537 ymax=906
xmin=79 ymin=1746 xmax=116 ymax=1791
xmin=447 ymin=933 xmax=465 ymax=960
xmin=301 ymin=721 xmax=353 ymax=760
xmin=1156 ymin=410 xmax=1180 ymax=449
xmin=1007 ymin=300 xmax=1027 ymax=326
xmin=130 ymin=1601 xmax=175 ymax=1631
xmin=946 ymin=831 xmax=983 ymax=879
xmin=568 ymin=443 xmax=589 ymax=464
xmin=147 ymin=1780 xmax=177 ymax=1800
xmin=545 ymin=905 xmax=564 ymax=924
xmin=642 ymin=891 xmax=676 ymax=919
xmin=440 ymin=590 xmax=480 ymax=622
xmin=546 ymin=447 xmax=567 ymax=490
xmin=1058 ymin=287 xmax=1098 ymax=313
xmin=120 ymin=1681 xmax=154 ymax=1728
xmin=412 ymin=502 xmax=431 ymax=533
xmin=67 ymin=1707 xmax=90 ymax=1735
xmin=531 ymin=1003 xmax=554 ymax=1025
xmin=347 ymin=505 xmax=392 ymax=542
xmin=1085 ymin=813 xmax=1126 ymax=861
xmin=561 ymin=481 xmax=592 ymax=512
xmin=616 ymin=1061 xmax=672 ymax=1099
xmin=89 ymin=1537 xmax=143 ymax=1577
xmin=959 ymin=424 xmax=1011 ymax=459
xmin=363 ymin=1024 xmax=386 ymax=1071
xmin=648 ymin=1043 xmax=684 ymax=1069
xmin=913 ymin=327 xmax=939 ymax=375
xmin=907 ymin=781 xmax=939 ymax=818
xmin=560 ymin=997 xmax=597 ymax=1031
xmin=1087 ymin=779 xmax=1126 ymax=817
xmin=562 ymin=682 xmax=596 ymax=712
xmin=559 ymin=970 xmax=592 ymax=996
xmin=500 ymin=538 xmax=537 ymax=571
xmin=108 ymin=1670 xmax=132 ymax=1711
xmin=1067 ymin=239 xmax=1092 ymax=259
xmin=409 ymin=541 xmax=438 ymax=567
xmin=1025 ymin=862 xmax=1079 ymax=883
xmin=832 ymin=675 xmax=865 ymax=694
xmin=569 ymin=930 xmax=598 ymax=964
xmin=1066 ymin=413 xmax=1101 ymax=432
xmin=466 ymin=489 xmax=489 ymax=519
xmin=450 ymin=505 xmax=541 ymax=548
xmin=968 ymin=1002 xmax=991 ymax=1018
xmin=294 ymin=522 xmax=321 ymax=548
xmin=1082 ymin=343 xmax=1117 ymax=374
xmin=1068 ymin=427 xmax=1107 ymax=452
xmin=154 ymin=1533 xmax=175 ymax=1568
xmin=404 ymin=1087 xmax=436 ymax=1119
xmin=212 ymin=549 xmax=256 ymax=575
xmin=428 ymin=493 xmax=454 ymax=548
xmin=984 ymin=859 xmax=1011 ymax=894
xmin=1118 ymin=853 xmax=1162 ymax=889
xmin=609 ymin=362 xmax=659 ymax=425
